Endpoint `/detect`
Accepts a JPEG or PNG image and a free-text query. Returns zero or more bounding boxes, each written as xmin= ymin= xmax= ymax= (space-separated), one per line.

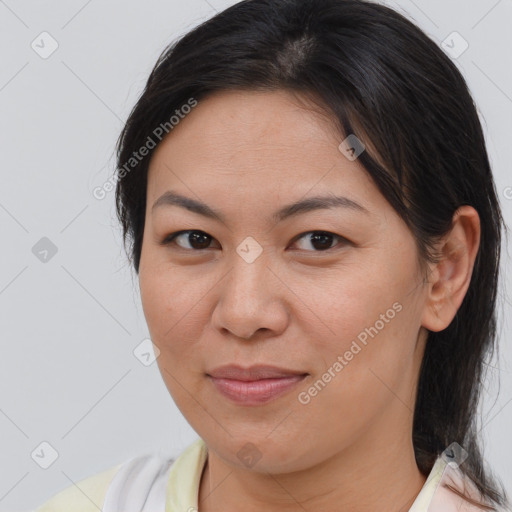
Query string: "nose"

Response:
xmin=210 ymin=255 xmax=290 ymax=340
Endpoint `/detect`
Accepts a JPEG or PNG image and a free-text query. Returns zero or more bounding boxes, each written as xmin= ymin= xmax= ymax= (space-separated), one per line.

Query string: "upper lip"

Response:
xmin=207 ymin=364 xmax=308 ymax=381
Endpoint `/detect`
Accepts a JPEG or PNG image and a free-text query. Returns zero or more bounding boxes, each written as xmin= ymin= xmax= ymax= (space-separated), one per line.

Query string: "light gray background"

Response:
xmin=0 ymin=0 xmax=511 ymax=510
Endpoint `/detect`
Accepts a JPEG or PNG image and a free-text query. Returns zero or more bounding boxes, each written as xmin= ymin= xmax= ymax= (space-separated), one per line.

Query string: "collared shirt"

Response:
xmin=34 ymin=437 xmax=510 ymax=512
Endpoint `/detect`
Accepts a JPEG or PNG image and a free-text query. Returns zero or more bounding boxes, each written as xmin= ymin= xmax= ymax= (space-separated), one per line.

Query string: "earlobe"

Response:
xmin=421 ymin=206 xmax=481 ymax=333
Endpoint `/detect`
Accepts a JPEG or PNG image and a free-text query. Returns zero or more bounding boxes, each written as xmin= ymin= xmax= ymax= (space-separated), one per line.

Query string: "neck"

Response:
xmin=198 ymin=421 xmax=427 ymax=512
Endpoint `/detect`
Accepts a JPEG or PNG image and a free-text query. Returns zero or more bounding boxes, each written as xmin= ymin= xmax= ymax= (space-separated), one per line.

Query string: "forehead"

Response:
xmin=154 ymin=90 xmax=340 ymax=164
xmin=170 ymin=89 xmax=340 ymax=144
xmin=146 ymin=89 xmax=382 ymax=216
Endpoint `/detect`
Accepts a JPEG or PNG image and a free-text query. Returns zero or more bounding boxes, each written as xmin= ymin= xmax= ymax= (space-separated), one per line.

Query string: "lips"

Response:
xmin=207 ymin=364 xmax=308 ymax=381
xmin=206 ymin=364 xmax=309 ymax=405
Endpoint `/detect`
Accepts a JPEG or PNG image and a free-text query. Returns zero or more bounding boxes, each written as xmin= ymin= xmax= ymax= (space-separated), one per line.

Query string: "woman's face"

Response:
xmin=139 ymin=89 xmax=430 ymax=473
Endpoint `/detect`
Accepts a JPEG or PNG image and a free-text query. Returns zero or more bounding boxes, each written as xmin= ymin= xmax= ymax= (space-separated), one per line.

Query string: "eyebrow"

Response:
xmin=151 ymin=190 xmax=370 ymax=223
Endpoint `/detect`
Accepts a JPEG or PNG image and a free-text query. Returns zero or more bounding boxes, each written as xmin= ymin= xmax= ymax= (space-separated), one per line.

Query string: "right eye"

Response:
xmin=160 ymin=230 xmax=219 ymax=251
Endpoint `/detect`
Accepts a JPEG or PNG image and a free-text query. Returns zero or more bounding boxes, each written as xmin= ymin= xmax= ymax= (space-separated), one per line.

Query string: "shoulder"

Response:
xmin=33 ymin=440 xmax=206 ymax=512
xmin=34 ymin=460 xmax=125 ymax=512
xmin=430 ymin=462 xmax=510 ymax=512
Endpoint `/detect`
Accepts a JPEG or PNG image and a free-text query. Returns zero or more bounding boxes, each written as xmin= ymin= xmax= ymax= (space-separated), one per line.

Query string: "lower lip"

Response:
xmin=208 ymin=375 xmax=307 ymax=405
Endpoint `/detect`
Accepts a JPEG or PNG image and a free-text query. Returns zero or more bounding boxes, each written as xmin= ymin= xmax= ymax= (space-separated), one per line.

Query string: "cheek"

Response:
xmin=139 ymin=270 xmax=172 ymax=340
xmin=139 ymin=265 xmax=211 ymax=372
xmin=302 ymin=267 xmax=419 ymax=387
xmin=141 ymin=270 xmax=205 ymax=406
xmin=301 ymin=273 xmax=390 ymax=352
xmin=294 ymin=306 xmax=416 ymax=446
xmin=139 ymin=260 xmax=181 ymax=326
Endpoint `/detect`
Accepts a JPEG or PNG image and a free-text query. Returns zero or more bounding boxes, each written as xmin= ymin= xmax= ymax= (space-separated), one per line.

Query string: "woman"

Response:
xmin=35 ymin=0 xmax=511 ymax=510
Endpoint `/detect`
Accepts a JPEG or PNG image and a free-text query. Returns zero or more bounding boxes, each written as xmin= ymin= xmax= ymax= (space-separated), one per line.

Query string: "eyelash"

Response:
xmin=160 ymin=230 xmax=349 ymax=253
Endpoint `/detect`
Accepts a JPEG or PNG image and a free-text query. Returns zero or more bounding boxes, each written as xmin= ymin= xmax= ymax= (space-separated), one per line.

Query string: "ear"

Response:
xmin=421 ymin=206 xmax=481 ymax=332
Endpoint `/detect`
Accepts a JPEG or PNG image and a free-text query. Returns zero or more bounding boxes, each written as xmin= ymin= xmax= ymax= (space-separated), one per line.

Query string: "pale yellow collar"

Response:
xmin=165 ymin=438 xmax=208 ymax=512
xmin=408 ymin=457 xmax=448 ymax=511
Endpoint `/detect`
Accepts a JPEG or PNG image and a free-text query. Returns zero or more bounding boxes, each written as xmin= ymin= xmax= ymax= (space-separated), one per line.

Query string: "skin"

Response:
xmin=138 ymin=89 xmax=481 ymax=512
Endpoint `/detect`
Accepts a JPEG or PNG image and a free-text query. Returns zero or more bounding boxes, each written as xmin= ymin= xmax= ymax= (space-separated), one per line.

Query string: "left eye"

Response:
xmin=160 ymin=230 xmax=347 ymax=252
xmin=291 ymin=231 xmax=347 ymax=252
